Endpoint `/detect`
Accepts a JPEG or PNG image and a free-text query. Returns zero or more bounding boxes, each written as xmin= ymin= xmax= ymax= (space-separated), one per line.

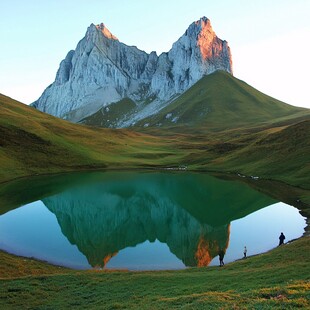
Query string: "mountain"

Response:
xmin=81 ymin=71 xmax=308 ymax=130
xmin=0 ymin=93 xmax=183 ymax=183
xmin=32 ymin=17 xmax=232 ymax=124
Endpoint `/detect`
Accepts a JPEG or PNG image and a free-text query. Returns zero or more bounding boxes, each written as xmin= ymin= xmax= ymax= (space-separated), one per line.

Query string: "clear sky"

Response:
xmin=0 ymin=0 xmax=309 ymax=108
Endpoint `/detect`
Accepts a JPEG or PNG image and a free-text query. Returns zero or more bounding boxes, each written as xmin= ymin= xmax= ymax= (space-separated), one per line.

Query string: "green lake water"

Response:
xmin=0 ymin=171 xmax=306 ymax=270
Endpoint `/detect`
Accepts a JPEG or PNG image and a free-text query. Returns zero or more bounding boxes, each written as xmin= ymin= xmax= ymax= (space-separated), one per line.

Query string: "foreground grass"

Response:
xmin=0 ymin=237 xmax=309 ymax=309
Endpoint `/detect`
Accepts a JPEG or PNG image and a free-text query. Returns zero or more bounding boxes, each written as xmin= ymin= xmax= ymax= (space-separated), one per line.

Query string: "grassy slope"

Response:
xmin=135 ymin=71 xmax=310 ymax=191
xmin=135 ymin=71 xmax=309 ymax=130
xmin=79 ymin=97 xmax=136 ymax=127
xmin=186 ymin=120 xmax=310 ymax=190
xmin=141 ymin=120 xmax=310 ymax=193
xmin=1 ymin=92 xmax=310 ymax=197
xmin=0 ymin=94 xmax=185 ymax=183
xmin=211 ymin=121 xmax=310 ymax=188
xmin=1 ymin=237 xmax=309 ymax=309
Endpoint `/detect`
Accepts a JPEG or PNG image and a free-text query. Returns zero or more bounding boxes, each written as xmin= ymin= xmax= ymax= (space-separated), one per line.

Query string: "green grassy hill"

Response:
xmin=79 ymin=98 xmax=136 ymax=127
xmin=205 ymin=120 xmax=310 ymax=189
xmin=0 ymin=91 xmax=309 ymax=199
xmin=135 ymin=71 xmax=309 ymax=130
xmin=0 ymin=94 xmax=184 ymax=183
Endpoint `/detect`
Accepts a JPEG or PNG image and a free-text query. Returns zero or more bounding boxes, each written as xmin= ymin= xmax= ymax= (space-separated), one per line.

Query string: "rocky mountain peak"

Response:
xmin=32 ymin=17 xmax=233 ymax=126
xmin=183 ymin=17 xmax=228 ymax=62
xmin=197 ymin=16 xmax=212 ymax=28
xmin=95 ymin=22 xmax=118 ymax=40
xmin=194 ymin=16 xmax=212 ymax=32
xmin=184 ymin=17 xmax=212 ymax=37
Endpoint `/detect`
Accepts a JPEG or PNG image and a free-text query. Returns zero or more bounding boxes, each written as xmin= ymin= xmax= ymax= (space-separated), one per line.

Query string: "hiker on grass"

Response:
xmin=279 ymin=232 xmax=285 ymax=246
xmin=243 ymin=246 xmax=247 ymax=259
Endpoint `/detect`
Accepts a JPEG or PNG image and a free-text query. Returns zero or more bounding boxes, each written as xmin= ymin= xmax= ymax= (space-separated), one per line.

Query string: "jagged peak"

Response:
xmin=185 ymin=16 xmax=214 ymax=38
xmin=182 ymin=17 xmax=215 ymax=48
xmin=182 ymin=17 xmax=229 ymax=63
xmin=95 ymin=22 xmax=118 ymax=40
xmin=195 ymin=16 xmax=212 ymax=28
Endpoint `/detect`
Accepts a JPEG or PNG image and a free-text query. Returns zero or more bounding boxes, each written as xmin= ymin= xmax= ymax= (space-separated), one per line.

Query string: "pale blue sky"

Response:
xmin=0 ymin=0 xmax=309 ymax=108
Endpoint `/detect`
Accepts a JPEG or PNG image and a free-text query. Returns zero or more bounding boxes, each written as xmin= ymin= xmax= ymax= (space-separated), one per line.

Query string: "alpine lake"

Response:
xmin=0 ymin=171 xmax=307 ymax=271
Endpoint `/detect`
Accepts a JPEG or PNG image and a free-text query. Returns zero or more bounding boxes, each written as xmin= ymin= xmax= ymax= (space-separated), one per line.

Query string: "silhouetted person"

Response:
xmin=243 ymin=246 xmax=247 ymax=259
xmin=219 ymin=250 xmax=225 ymax=267
xmin=279 ymin=232 xmax=285 ymax=246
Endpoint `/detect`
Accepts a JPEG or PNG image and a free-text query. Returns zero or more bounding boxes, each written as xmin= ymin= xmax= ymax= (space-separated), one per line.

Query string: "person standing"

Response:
xmin=279 ymin=232 xmax=285 ymax=246
xmin=243 ymin=246 xmax=247 ymax=258
xmin=219 ymin=250 xmax=225 ymax=267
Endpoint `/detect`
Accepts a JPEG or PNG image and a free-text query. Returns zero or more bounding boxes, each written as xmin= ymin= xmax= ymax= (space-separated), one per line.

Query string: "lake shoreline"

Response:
xmin=1 ymin=236 xmax=309 ymax=308
xmin=0 ymin=236 xmax=306 ymax=275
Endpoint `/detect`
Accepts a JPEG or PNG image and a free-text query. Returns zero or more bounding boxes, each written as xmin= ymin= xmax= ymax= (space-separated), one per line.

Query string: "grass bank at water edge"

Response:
xmin=0 ymin=237 xmax=309 ymax=309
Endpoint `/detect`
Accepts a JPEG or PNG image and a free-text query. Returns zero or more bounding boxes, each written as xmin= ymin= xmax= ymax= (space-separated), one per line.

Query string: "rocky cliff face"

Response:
xmin=32 ymin=17 xmax=233 ymax=126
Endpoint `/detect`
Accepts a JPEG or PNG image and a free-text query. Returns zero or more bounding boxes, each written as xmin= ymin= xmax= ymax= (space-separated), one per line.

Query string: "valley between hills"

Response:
xmin=1 ymin=71 xmax=309 ymax=203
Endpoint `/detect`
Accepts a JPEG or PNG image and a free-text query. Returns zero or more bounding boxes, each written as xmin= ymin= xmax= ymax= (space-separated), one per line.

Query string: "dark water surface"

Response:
xmin=0 ymin=172 xmax=306 ymax=270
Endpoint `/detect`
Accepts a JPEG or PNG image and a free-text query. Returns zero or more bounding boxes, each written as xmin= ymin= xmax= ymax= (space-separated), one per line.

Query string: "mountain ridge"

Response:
xmin=81 ymin=70 xmax=308 ymax=130
xmin=32 ymin=17 xmax=233 ymax=124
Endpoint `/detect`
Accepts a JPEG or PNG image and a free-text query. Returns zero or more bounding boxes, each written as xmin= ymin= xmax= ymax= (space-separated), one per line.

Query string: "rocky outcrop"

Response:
xmin=32 ymin=17 xmax=233 ymax=126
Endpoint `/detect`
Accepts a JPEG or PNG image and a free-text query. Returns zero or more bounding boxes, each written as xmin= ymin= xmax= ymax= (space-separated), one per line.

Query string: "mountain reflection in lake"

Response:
xmin=0 ymin=172 xmax=306 ymax=270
